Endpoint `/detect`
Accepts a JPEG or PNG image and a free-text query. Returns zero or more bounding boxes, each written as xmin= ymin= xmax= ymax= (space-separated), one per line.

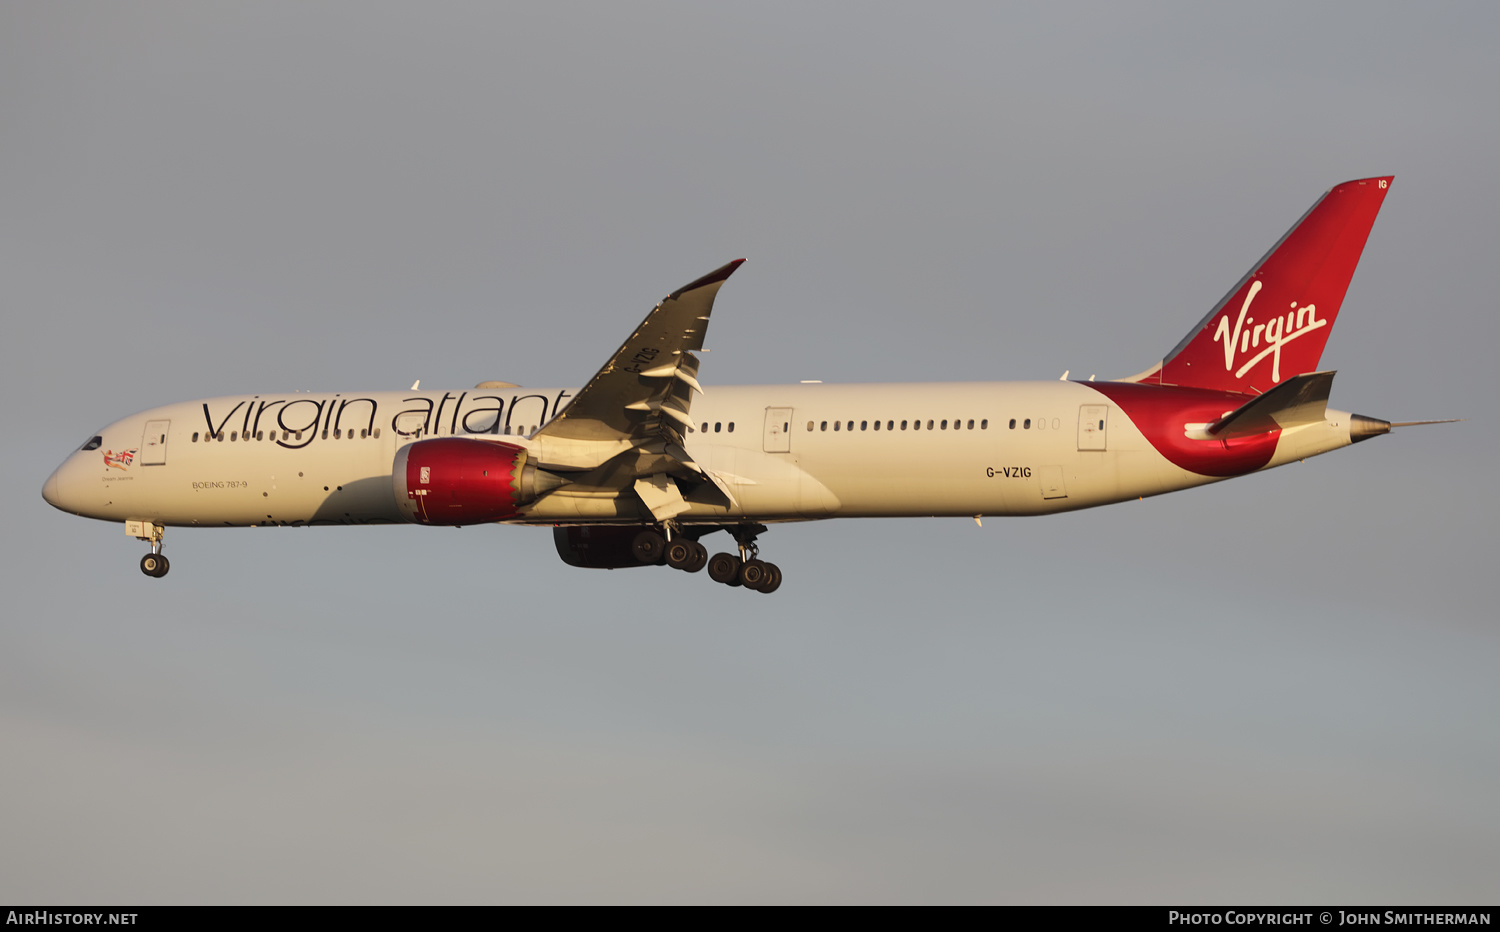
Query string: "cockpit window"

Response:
xmin=81 ymin=436 xmax=103 ymax=451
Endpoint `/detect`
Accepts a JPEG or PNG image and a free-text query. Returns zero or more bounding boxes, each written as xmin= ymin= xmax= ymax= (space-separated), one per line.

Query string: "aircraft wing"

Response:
xmin=530 ymin=261 xmax=744 ymax=515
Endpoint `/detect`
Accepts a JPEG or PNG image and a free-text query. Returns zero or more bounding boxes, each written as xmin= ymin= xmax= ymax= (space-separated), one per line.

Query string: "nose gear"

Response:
xmin=129 ymin=521 xmax=170 ymax=578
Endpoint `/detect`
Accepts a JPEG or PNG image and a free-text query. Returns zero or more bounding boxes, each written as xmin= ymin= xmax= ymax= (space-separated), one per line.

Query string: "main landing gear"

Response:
xmin=631 ymin=523 xmax=782 ymax=594
xmin=130 ymin=520 xmax=169 ymax=578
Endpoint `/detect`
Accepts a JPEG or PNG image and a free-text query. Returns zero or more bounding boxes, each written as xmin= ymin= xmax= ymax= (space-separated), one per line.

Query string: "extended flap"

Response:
xmin=633 ymin=473 xmax=692 ymax=522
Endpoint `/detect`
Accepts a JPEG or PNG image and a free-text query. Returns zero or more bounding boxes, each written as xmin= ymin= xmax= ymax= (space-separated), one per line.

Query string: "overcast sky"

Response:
xmin=3 ymin=2 xmax=1497 ymax=904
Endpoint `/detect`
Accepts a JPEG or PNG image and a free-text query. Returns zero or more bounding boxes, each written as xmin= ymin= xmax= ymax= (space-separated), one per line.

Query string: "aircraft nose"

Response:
xmin=42 ymin=456 xmax=88 ymax=514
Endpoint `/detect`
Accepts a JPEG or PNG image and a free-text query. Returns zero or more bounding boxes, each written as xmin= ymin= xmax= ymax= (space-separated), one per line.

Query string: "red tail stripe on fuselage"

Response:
xmin=1086 ymin=381 xmax=1279 ymax=477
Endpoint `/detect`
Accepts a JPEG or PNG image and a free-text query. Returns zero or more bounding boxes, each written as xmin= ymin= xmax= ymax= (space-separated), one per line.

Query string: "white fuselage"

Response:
xmin=43 ymin=381 xmax=1359 ymax=529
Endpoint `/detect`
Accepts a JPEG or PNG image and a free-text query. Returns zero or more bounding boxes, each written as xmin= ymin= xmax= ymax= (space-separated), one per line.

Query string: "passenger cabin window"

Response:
xmin=728 ymin=422 xmax=735 ymax=432
xmin=980 ymin=419 xmax=988 ymax=429
xmin=968 ymin=419 xmax=975 ymax=429
xmin=191 ymin=432 xmax=199 ymax=442
xmin=901 ymin=420 xmax=908 ymax=430
xmin=1024 ymin=419 xmax=1031 ymax=429
xmin=833 ymin=421 xmax=840 ymax=431
xmin=806 ymin=421 xmax=814 ymax=431
xmin=714 ymin=423 xmax=721 ymax=433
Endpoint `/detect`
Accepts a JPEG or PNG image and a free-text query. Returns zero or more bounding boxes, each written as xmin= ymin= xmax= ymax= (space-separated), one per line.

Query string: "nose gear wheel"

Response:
xmin=134 ymin=522 xmax=169 ymax=578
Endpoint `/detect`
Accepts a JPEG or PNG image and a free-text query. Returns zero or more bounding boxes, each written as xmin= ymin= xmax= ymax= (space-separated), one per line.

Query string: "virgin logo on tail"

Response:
xmin=1212 ymin=281 xmax=1326 ymax=384
xmin=1147 ymin=176 xmax=1392 ymax=395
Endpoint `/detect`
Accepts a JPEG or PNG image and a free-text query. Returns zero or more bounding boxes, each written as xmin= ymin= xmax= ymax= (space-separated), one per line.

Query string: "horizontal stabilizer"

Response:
xmin=1207 ymin=371 xmax=1335 ymax=439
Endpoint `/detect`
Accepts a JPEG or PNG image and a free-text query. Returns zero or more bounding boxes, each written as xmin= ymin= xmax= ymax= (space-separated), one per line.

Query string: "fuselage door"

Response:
xmin=1038 ymin=465 xmax=1068 ymax=500
xmin=1078 ymin=404 xmax=1108 ymax=451
xmin=763 ymin=407 xmax=793 ymax=453
xmin=140 ymin=419 xmax=170 ymax=465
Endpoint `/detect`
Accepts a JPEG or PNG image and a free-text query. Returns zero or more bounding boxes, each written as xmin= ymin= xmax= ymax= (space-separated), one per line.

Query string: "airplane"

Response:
xmin=42 ymin=175 xmax=1450 ymax=593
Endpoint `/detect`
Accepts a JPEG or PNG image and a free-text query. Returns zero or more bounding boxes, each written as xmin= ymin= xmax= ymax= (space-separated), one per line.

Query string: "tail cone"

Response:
xmin=1350 ymin=414 xmax=1392 ymax=443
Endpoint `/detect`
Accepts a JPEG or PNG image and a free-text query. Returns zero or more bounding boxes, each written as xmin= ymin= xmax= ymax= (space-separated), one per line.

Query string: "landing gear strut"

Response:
xmin=707 ymin=524 xmax=781 ymax=594
xmin=633 ymin=522 xmax=779 ymax=591
xmin=130 ymin=521 xmax=169 ymax=578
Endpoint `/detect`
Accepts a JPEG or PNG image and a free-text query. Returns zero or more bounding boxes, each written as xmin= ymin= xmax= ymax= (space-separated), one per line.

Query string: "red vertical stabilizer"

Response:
xmin=1136 ymin=176 xmax=1392 ymax=394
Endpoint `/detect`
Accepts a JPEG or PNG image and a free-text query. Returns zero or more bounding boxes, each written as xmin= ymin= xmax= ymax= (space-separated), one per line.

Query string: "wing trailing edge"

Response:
xmin=527 ymin=260 xmax=747 ymax=519
xmin=536 ymin=259 xmax=745 ymax=449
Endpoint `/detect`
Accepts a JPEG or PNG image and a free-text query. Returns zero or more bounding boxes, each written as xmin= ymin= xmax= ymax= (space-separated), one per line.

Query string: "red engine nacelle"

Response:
xmin=553 ymin=525 xmax=655 ymax=569
xmin=393 ymin=438 xmax=549 ymax=526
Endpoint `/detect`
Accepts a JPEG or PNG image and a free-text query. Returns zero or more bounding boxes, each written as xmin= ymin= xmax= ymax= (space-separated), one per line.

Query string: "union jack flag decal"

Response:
xmin=103 ymin=448 xmax=136 ymax=470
